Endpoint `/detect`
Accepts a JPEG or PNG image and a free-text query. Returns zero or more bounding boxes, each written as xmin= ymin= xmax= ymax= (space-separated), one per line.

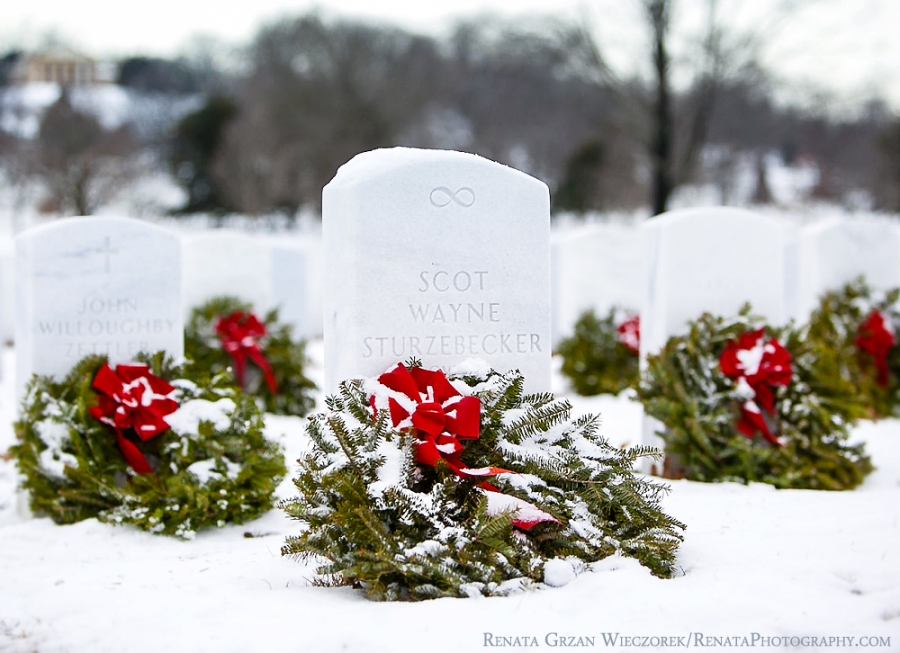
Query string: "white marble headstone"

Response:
xmin=16 ymin=217 xmax=183 ymax=393
xmin=0 ymin=239 xmax=14 ymax=346
xmin=269 ymin=237 xmax=322 ymax=340
xmin=640 ymin=207 xmax=788 ymax=360
xmin=793 ymin=218 xmax=900 ymax=319
xmin=640 ymin=207 xmax=788 ymax=458
xmin=182 ymin=231 xmax=273 ymax=318
xmin=323 ymin=147 xmax=551 ymax=392
xmin=551 ymin=223 xmax=642 ymax=345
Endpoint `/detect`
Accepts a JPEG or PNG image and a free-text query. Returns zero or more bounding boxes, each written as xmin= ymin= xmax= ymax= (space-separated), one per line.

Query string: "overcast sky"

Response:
xmin=3 ymin=0 xmax=899 ymax=112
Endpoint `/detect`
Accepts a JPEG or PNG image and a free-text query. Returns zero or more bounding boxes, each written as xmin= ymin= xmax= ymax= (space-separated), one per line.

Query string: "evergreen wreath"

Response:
xmin=806 ymin=278 xmax=900 ymax=419
xmin=12 ymin=352 xmax=287 ymax=539
xmin=557 ymin=308 xmax=640 ymax=396
xmin=637 ymin=307 xmax=873 ymax=490
xmin=184 ymin=296 xmax=317 ymax=416
xmin=281 ymin=360 xmax=685 ymax=601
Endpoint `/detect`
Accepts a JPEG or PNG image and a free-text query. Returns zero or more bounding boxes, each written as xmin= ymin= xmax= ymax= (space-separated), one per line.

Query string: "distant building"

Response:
xmin=9 ymin=49 xmax=109 ymax=86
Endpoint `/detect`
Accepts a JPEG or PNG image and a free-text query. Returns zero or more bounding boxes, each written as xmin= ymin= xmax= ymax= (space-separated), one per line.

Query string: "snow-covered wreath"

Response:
xmin=13 ymin=352 xmax=286 ymax=539
xmin=184 ymin=296 xmax=317 ymax=416
xmin=280 ymin=360 xmax=685 ymax=601
xmin=557 ymin=308 xmax=640 ymax=396
xmin=637 ymin=308 xmax=873 ymax=490
xmin=806 ymin=278 xmax=900 ymax=419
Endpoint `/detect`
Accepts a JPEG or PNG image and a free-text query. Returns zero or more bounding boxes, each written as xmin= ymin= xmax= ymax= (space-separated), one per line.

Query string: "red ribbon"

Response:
xmin=856 ymin=311 xmax=895 ymax=388
xmin=215 ymin=311 xmax=278 ymax=394
xmin=720 ymin=329 xmax=792 ymax=446
xmin=373 ymin=364 xmax=559 ymax=530
xmin=88 ymin=363 xmax=178 ymax=474
xmin=617 ymin=314 xmax=640 ymax=354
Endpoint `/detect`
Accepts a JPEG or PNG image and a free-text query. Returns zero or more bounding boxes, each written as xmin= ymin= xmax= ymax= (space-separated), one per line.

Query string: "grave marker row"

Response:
xmin=14 ymin=149 xmax=553 ymax=401
xmin=640 ymin=207 xmax=789 ymax=359
xmin=637 ymin=209 xmax=900 ymax=455
xmin=793 ymin=217 xmax=900 ymax=320
xmin=16 ymin=218 xmax=183 ymax=395
xmin=14 ymin=220 xmax=322 ymax=396
xmin=551 ymin=223 xmax=643 ymax=346
xmin=640 ymin=212 xmax=900 ymax=358
xmin=12 ymin=148 xmax=900 ymax=451
xmin=182 ymin=231 xmax=323 ymax=340
xmin=550 ymin=214 xmax=900 ymax=357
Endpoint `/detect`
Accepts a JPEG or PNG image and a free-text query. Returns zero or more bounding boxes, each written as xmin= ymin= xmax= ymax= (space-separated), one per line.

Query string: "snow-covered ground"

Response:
xmin=1 ymin=343 xmax=898 ymax=652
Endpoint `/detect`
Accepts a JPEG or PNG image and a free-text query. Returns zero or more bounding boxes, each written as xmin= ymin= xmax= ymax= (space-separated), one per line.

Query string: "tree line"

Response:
xmin=2 ymin=7 xmax=900 ymax=218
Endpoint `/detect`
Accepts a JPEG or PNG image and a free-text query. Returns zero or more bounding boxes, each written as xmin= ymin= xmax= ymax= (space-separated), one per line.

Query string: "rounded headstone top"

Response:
xmin=325 ymin=147 xmax=548 ymax=194
xmin=642 ymin=206 xmax=783 ymax=231
xmin=803 ymin=215 xmax=896 ymax=235
xmin=183 ymin=229 xmax=258 ymax=245
xmin=16 ymin=216 xmax=178 ymax=241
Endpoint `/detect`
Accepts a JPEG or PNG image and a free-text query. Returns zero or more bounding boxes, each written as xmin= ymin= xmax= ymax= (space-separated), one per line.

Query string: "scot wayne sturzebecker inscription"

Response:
xmin=323 ymin=147 xmax=550 ymax=393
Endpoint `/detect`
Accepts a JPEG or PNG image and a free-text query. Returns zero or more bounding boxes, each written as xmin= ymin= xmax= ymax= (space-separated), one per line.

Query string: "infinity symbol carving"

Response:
xmin=430 ymin=186 xmax=475 ymax=208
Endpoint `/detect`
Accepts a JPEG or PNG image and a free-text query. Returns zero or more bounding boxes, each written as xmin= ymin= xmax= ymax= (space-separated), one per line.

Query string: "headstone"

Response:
xmin=640 ymin=207 xmax=789 ymax=360
xmin=0 ymin=239 xmax=14 ymax=346
xmin=182 ymin=231 xmax=273 ymax=319
xmin=783 ymin=222 xmax=801 ymax=323
xmin=551 ymin=223 xmax=642 ymax=345
xmin=323 ymin=147 xmax=551 ymax=392
xmin=16 ymin=217 xmax=183 ymax=395
xmin=269 ymin=236 xmax=321 ymax=340
xmin=640 ymin=207 xmax=789 ymax=458
xmin=793 ymin=217 xmax=900 ymax=319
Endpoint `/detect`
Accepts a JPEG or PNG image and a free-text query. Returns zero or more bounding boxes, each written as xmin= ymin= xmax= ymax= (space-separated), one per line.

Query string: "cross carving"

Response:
xmin=95 ymin=237 xmax=119 ymax=273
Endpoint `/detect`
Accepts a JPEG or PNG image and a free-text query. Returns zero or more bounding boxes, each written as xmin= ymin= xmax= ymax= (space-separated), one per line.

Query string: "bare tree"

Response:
xmin=447 ymin=17 xmax=632 ymax=194
xmin=643 ymin=0 xmax=756 ymax=213
xmin=212 ymin=15 xmax=446 ymax=215
xmin=0 ymin=126 xmax=34 ymax=231
xmin=876 ymin=117 xmax=900 ymax=212
xmin=575 ymin=0 xmax=802 ymax=214
xmin=31 ymin=91 xmax=137 ymax=215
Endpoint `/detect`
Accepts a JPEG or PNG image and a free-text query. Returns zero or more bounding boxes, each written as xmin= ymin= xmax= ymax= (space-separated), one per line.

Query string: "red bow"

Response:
xmin=215 ymin=311 xmax=278 ymax=394
xmin=720 ymin=329 xmax=792 ymax=446
xmin=376 ymin=363 xmax=486 ymax=476
xmin=617 ymin=315 xmax=640 ymax=354
xmin=373 ymin=364 xmax=558 ymax=530
xmin=856 ymin=311 xmax=895 ymax=388
xmin=89 ymin=363 xmax=178 ymax=474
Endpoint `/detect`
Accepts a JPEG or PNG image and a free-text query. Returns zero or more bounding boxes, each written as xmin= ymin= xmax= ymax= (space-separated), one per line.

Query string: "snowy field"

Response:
xmin=1 ymin=343 xmax=898 ymax=653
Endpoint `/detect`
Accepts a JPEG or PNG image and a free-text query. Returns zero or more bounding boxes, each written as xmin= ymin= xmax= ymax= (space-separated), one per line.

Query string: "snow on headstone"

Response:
xmin=551 ymin=223 xmax=642 ymax=345
xmin=181 ymin=231 xmax=273 ymax=318
xmin=323 ymin=147 xmax=551 ymax=392
xmin=793 ymin=217 xmax=900 ymax=319
xmin=16 ymin=217 xmax=182 ymax=395
xmin=640 ymin=207 xmax=788 ymax=458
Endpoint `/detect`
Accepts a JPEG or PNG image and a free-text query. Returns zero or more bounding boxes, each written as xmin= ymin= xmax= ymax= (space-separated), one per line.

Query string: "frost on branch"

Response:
xmin=13 ymin=352 xmax=286 ymax=538
xmin=281 ymin=363 xmax=684 ymax=601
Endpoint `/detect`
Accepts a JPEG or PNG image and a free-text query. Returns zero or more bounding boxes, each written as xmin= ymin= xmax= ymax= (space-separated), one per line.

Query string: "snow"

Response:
xmin=1 ymin=342 xmax=899 ymax=651
xmin=35 ymin=419 xmax=76 ymax=478
xmin=327 ymin=147 xmax=534 ymax=190
xmin=482 ymin=488 xmax=558 ymax=526
xmin=450 ymin=357 xmax=493 ymax=378
xmin=166 ymin=398 xmax=236 ymax=435
xmin=369 ymin=438 xmax=405 ymax=499
xmin=404 ymin=539 xmax=443 ymax=559
xmin=542 ymin=558 xmax=578 ymax=588
xmin=0 ymin=82 xmax=201 ymax=140
xmin=186 ymin=458 xmax=241 ymax=485
xmin=735 ymin=337 xmax=766 ymax=376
